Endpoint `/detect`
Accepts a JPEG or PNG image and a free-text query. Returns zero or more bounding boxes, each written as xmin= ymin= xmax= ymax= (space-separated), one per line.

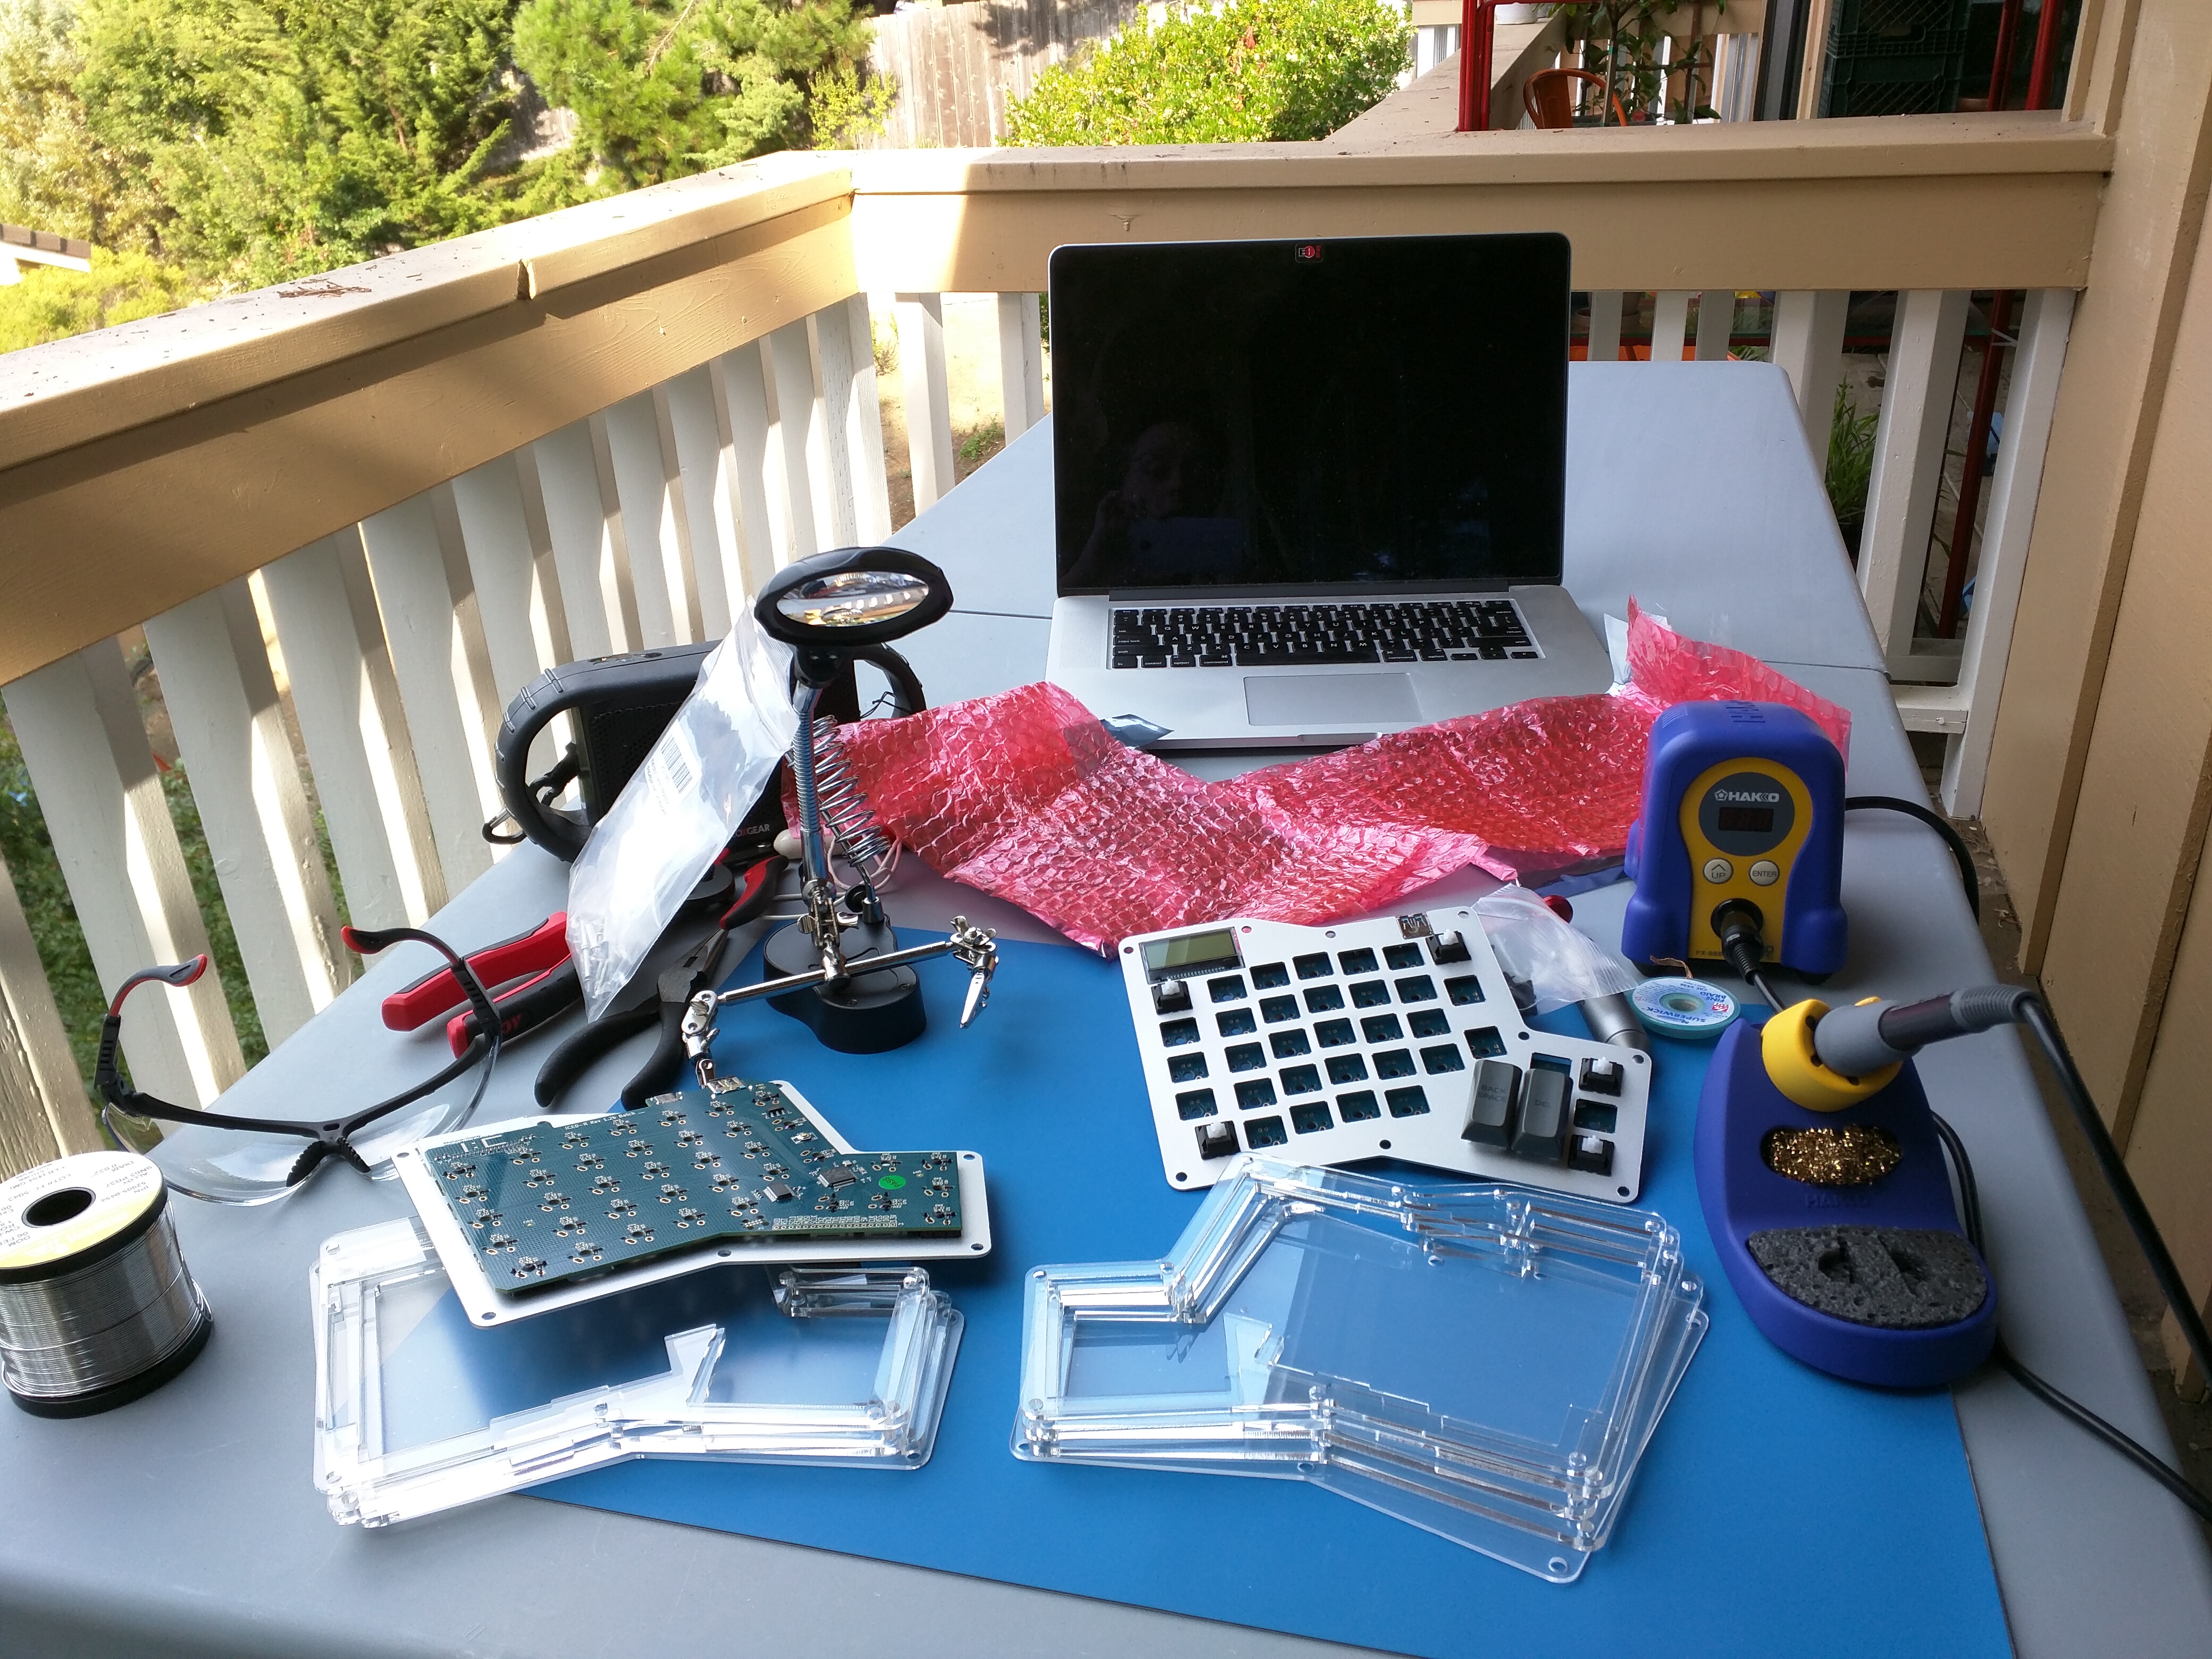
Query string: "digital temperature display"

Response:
xmin=1716 ymin=805 xmax=1775 ymax=834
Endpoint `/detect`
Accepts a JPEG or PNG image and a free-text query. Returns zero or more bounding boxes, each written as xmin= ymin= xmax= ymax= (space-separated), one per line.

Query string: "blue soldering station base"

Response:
xmin=1695 ymin=1021 xmax=1997 ymax=1389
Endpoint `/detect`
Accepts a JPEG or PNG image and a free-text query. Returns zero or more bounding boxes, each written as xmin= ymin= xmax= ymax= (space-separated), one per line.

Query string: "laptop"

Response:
xmin=1043 ymin=232 xmax=1613 ymax=750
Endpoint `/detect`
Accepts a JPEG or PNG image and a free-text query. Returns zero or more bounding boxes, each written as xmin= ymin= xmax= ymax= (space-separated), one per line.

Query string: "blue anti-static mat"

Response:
xmin=535 ymin=936 xmax=2010 ymax=1658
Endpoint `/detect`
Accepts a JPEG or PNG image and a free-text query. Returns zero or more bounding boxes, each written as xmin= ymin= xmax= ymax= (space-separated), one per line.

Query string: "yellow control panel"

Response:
xmin=1677 ymin=757 xmax=1814 ymax=961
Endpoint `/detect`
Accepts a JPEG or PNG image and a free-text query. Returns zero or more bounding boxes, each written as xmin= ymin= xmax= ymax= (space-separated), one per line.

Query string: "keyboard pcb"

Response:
xmin=421 ymin=1078 xmax=961 ymax=1294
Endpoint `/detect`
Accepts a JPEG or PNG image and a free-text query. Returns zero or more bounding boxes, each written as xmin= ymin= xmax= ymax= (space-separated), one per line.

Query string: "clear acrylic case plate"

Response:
xmin=313 ymin=1218 xmax=962 ymax=1527
xmin=1013 ymin=1160 xmax=1705 ymax=1582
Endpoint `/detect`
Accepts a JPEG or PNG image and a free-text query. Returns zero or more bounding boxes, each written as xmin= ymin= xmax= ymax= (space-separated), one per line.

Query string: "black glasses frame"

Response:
xmin=96 ymin=926 xmax=502 ymax=1187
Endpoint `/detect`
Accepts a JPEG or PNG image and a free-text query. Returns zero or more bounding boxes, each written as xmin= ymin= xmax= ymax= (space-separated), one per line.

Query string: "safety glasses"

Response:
xmin=97 ymin=927 xmax=502 ymax=1206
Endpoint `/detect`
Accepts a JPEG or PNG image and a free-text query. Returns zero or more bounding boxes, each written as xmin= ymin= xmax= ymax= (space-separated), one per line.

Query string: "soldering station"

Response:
xmin=7 ymin=229 xmax=2206 ymax=1645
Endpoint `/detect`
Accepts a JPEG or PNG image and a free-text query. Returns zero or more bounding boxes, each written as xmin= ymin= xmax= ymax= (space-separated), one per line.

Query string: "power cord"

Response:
xmin=1846 ymin=795 xmax=1980 ymax=921
xmin=1750 ymin=795 xmax=2209 ymax=1518
xmin=1929 ymin=1105 xmax=2212 ymax=1524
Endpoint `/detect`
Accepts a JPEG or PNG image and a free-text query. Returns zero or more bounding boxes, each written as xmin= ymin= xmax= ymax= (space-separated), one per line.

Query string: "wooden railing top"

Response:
xmin=842 ymin=114 xmax=2108 ymax=295
xmin=844 ymin=111 xmax=2109 ymax=189
xmin=0 ymin=154 xmax=851 ymax=475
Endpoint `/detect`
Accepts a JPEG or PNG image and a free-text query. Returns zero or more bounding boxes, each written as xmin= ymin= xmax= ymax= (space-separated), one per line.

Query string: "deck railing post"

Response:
xmin=1859 ymin=288 xmax=1971 ymax=678
xmin=141 ymin=579 xmax=353 ymax=1049
xmin=708 ymin=343 xmax=790 ymax=588
xmin=600 ymin=391 xmax=702 ymax=650
xmin=662 ymin=365 xmax=743 ymax=638
xmin=1 ymin=641 xmax=244 ymax=1106
xmin=1893 ymin=286 xmax=2074 ymax=816
xmin=1770 ymin=289 xmax=1849 ymax=465
xmin=358 ymin=490 xmax=504 ymax=893
xmin=1650 ymin=291 xmax=1693 ymax=362
xmin=1585 ymin=292 xmax=1624 ymax=362
xmin=836 ymin=295 xmax=896 ymax=545
xmin=0 ymin=845 xmax=100 ymax=1177
xmin=998 ymin=292 xmax=1046 ymax=439
xmin=260 ymin=532 xmax=446 ymax=932
xmin=767 ymin=320 xmax=827 ymax=559
xmin=896 ymin=293 xmax=958 ymax=514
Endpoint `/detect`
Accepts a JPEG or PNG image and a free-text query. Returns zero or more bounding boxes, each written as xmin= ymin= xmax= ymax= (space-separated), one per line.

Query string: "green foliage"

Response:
xmin=2 ymin=0 xmax=887 ymax=317
xmin=0 ymin=245 xmax=204 ymax=351
xmin=1552 ymin=2 xmax=1724 ymax=125
xmin=1826 ymin=380 xmax=1879 ymax=547
xmin=69 ymin=0 xmax=583 ymax=286
xmin=0 ymin=0 xmax=162 ymax=248
xmin=1003 ymin=0 xmax=1409 ymax=147
xmin=513 ymin=0 xmax=885 ymax=187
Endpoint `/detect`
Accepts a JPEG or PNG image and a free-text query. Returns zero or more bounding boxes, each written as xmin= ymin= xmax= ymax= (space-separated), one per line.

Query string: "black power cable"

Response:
xmin=1846 ymin=795 xmax=1981 ymax=921
xmin=1800 ymin=798 xmax=2210 ymax=1519
xmin=1929 ymin=1110 xmax=2212 ymax=1525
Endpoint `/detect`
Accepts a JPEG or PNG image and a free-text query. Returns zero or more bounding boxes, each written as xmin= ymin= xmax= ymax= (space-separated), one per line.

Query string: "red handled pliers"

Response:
xmin=380 ymin=914 xmax=579 ymax=1057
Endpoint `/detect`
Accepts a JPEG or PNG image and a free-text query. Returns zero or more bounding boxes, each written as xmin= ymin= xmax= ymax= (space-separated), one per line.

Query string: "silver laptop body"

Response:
xmin=1042 ymin=233 xmax=1611 ymax=750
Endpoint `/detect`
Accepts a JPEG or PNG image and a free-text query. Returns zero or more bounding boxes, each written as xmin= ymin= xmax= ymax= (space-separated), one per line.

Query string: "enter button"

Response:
xmin=1749 ymin=860 xmax=1780 ymax=886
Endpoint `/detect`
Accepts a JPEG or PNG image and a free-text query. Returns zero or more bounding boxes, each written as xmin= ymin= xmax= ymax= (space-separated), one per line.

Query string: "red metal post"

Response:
xmin=1985 ymin=0 xmax=2023 ymax=111
xmin=1937 ymin=290 xmax=2013 ymax=638
xmin=1456 ymin=0 xmax=1496 ymax=133
xmin=1938 ymin=4 xmax=2065 ymax=632
xmin=2025 ymin=0 xmax=2066 ymax=113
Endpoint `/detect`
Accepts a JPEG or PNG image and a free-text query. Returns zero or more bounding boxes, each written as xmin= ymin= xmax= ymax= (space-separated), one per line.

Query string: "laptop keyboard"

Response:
xmin=1110 ymin=599 xmax=1538 ymax=669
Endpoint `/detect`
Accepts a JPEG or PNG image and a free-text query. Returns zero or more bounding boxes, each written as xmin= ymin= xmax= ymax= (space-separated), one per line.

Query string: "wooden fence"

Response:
xmin=862 ymin=0 xmax=1144 ymax=149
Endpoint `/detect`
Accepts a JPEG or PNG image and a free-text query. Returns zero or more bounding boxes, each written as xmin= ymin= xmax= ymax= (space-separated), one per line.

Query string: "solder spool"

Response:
xmin=0 ymin=1151 xmax=212 ymax=1417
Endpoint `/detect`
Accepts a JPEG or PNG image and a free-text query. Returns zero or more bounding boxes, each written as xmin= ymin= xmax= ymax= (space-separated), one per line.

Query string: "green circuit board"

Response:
xmin=421 ymin=1078 xmax=962 ymax=1294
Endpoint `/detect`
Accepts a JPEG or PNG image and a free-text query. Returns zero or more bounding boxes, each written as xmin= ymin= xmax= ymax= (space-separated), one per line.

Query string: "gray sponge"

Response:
xmin=1747 ymin=1226 xmax=1987 ymax=1329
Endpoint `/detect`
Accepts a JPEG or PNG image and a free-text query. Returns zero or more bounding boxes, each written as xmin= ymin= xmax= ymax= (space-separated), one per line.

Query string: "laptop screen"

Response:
xmin=1049 ymin=232 xmax=1569 ymax=597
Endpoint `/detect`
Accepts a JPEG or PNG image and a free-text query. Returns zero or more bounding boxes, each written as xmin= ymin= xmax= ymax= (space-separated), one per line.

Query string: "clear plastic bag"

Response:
xmin=1474 ymin=885 xmax=1641 ymax=1015
xmin=566 ymin=614 xmax=795 ymax=1017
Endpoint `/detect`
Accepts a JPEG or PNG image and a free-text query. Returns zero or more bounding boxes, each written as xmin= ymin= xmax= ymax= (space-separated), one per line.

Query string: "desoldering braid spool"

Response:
xmin=0 ymin=1151 xmax=212 ymax=1418
xmin=1629 ymin=977 xmax=1740 ymax=1041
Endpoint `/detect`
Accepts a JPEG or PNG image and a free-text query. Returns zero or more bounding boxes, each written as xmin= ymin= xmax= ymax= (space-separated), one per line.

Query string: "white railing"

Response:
xmin=0 ymin=116 xmax=2107 ymax=1174
xmin=1582 ymin=284 xmax=2073 ymax=815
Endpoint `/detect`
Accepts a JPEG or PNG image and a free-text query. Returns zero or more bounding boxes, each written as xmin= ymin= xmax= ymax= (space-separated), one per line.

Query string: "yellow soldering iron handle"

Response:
xmin=1761 ymin=998 xmax=1898 ymax=1112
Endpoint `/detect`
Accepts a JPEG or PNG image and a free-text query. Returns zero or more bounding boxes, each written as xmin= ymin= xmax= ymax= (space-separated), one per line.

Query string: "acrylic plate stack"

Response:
xmin=313 ymin=1218 xmax=961 ymax=1528
xmin=1013 ymin=1160 xmax=1707 ymax=1582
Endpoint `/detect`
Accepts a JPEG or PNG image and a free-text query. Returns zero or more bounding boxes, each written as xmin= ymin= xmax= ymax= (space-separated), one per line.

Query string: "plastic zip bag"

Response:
xmin=566 ymin=614 xmax=795 ymax=1018
xmin=1473 ymin=886 xmax=1641 ymax=1016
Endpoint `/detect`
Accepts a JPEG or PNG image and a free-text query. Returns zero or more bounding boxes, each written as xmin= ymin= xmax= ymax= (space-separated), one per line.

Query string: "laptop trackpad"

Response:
xmin=1245 ymin=673 xmax=1418 ymax=727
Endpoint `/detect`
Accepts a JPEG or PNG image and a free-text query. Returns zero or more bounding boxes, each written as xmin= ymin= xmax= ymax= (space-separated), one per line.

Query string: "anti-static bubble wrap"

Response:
xmin=837 ymin=603 xmax=1850 ymax=952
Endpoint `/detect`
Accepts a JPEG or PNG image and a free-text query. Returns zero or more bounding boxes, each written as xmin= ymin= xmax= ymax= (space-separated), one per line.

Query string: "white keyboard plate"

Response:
xmin=1118 ymin=909 xmax=1650 ymax=1201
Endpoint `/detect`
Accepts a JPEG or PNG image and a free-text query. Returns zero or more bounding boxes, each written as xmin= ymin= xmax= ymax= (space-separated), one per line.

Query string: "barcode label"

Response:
xmin=646 ymin=733 xmax=699 ymax=814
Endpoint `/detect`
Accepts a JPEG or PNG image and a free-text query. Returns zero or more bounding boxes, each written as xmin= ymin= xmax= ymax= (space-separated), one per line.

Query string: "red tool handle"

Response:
xmin=444 ymin=959 xmax=580 ymax=1057
xmin=380 ymin=912 xmax=569 ymax=1030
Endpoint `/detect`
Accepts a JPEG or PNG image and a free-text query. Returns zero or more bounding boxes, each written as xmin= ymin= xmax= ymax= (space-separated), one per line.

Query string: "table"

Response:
xmin=4 ymin=363 xmax=2207 ymax=1659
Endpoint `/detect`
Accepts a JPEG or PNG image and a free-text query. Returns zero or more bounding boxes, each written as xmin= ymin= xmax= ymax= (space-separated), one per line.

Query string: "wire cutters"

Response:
xmin=533 ymin=857 xmax=787 ymax=1111
xmin=380 ymin=912 xmax=579 ymax=1057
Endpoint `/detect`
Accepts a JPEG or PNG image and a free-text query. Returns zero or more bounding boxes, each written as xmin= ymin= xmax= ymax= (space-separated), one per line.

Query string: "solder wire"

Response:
xmin=0 ymin=1199 xmax=208 ymax=1404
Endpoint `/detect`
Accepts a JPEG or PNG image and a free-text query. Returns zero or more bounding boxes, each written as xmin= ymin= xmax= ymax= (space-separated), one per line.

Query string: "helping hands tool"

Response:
xmin=674 ymin=547 xmax=1001 ymax=1073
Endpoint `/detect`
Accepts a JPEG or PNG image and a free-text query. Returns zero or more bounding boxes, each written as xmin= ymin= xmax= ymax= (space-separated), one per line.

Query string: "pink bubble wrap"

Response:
xmin=839 ymin=602 xmax=1850 ymax=953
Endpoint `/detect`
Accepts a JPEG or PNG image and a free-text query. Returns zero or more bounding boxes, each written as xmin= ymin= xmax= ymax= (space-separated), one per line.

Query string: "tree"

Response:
xmin=513 ymin=0 xmax=889 ymax=190
xmin=0 ymin=245 xmax=203 ymax=351
xmin=69 ymin=0 xmax=589 ymax=287
xmin=0 ymin=0 xmax=163 ymax=250
xmin=1003 ymin=0 xmax=1409 ymax=147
